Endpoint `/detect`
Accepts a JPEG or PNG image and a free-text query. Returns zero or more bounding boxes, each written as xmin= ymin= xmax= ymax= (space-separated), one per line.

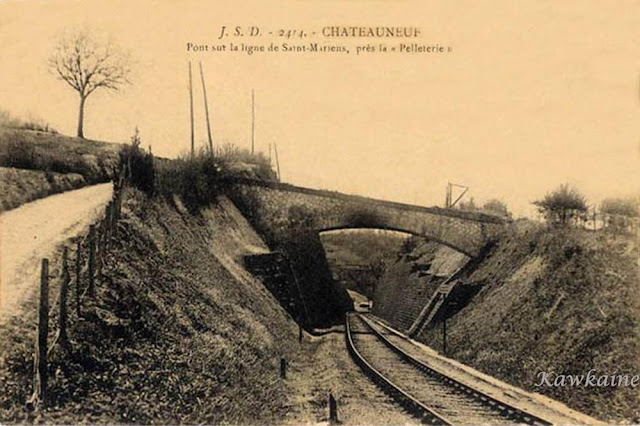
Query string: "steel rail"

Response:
xmin=345 ymin=312 xmax=453 ymax=425
xmin=359 ymin=314 xmax=553 ymax=426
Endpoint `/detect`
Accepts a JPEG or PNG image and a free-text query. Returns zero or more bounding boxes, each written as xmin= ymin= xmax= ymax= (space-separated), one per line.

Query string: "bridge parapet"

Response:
xmin=225 ymin=178 xmax=507 ymax=257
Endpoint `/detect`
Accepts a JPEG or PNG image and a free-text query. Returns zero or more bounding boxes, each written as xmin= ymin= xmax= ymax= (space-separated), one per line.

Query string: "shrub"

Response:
xmin=482 ymin=199 xmax=512 ymax=218
xmin=601 ymin=197 xmax=638 ymax=234
xmin=215 ymin=143 xmax=277 ymax=181
xmin=533 ymin=184 xmax=588 ymax=226
xmin=120 ymin=128 xmax=155 ymax=194
xmin=457 ymin=197 xmax=477 ymax=211
xmin=156 ymin=148 xmax=223 ymax=210
xmin=0 ymin=109 xmax=58 ymax=133
xmin=5 ymin=139 xmax=37 ymax=169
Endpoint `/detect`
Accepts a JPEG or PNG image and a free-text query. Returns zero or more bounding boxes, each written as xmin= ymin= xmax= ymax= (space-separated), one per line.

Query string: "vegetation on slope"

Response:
xmin=0 ymin=109 xmax=58 ymax=134
xmin=418 ymin=222 xmax=640 ymax=422
xmin=0 ymin=188 xmax=299 ymax=423
xmin=0 ymin=168 xmax=85 ymax=212
xmin=0 ymin=128 xmax=121 ymax=183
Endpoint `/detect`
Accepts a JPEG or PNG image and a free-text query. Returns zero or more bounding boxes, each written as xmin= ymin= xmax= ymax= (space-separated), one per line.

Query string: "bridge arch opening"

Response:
xmin=319 ymin=227 xmax=473 ymax=314
xmin=317 ymin=224 xmax=475 ymax=257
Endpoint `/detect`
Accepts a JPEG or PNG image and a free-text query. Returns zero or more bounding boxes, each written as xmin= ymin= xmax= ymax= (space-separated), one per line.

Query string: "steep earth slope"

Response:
xmin=376 ymin=221 xmax=640 ymax=422
xmin=0 ymin=189 xmax=300 ymax=423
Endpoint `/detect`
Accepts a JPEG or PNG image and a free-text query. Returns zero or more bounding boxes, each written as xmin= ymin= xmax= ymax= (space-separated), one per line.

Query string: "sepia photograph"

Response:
xmin=0 ymin=1 xmax=639 ymax=424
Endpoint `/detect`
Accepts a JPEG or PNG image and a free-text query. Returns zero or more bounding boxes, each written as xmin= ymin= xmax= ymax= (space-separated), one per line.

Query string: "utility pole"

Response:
xmin=442 ymin=316 xmax=447 ymax=355
xmin=446 ymin=182 xmax=469 ymax=208
xmin=445 ymin=182 xmax=451 ymax=208
xmin=274 ymin=142 xmax=281 ymax=181
xmin=199 ymin=61 xmax=213 ymax=153
xmin=251 ymin=89 xmax=255 ymax=155
xmin=188 ymin=61 xmax=195 ymax=157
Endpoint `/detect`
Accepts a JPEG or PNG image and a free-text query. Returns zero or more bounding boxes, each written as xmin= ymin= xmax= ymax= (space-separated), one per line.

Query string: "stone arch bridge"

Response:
xmin=226 ymin=178 xmax=507 ymax=258
xmin=226 ymin=178 xmax=509 ymax=327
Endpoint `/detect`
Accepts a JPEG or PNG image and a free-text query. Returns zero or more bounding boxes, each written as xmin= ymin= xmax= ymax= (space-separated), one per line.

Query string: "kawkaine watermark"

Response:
xmin=535 ymin=370 xmax=640 ymax=387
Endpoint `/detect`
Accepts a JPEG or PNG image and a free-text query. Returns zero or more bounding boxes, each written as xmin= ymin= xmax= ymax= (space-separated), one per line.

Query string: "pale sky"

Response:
xmin=1 ymin=0 xmax=639 ymax=217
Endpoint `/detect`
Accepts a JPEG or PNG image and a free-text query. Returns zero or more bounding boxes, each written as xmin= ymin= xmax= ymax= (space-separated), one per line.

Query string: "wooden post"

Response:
xmin=442 ymin=317 xmax=447 ymax=355
xmin=274 ymin=142 xmax=281 ymax=181
xmin=279 ymin=357 xmax=286 ymax=379
xmin=31 ymin=259 xmax=49 ymax=407
xmin=104 ymin=203 xmax=112 ymax=242
xmin=298 ymin=323 xmax=303 ymax=343
xmin=189 ymin=61 xmax=195 ymax=157
xmin=88 ymin=225 xmax=96 ymax=297
xmin=56 ymin=248 xmax=71 ymax=351
xmin=114 ymin=191 xmax=122 ymax=220
xmin=75 ymin=241 xmax=82 ymax=316
xmin=328 ymin=393 xmax=338 ymax=423
xmin=251 ymin=89 xmax=255 ymax=155
xmin=97 ymin=221 xmax=105 ymax=279
xmin=199 ymin=61 xmax=214 ymax=152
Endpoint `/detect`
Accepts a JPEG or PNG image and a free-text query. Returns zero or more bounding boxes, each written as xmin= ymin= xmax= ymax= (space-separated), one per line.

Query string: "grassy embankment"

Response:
xmin=412 ymin=221 xmax=640 ymax=422
xmin=0 ymin=128 xmax=121 ymax=211
xmin=0 ymin=188 xmax=302 ymax=423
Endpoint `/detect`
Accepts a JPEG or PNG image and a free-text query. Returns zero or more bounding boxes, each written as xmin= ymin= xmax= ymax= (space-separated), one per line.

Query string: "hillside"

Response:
xmin=0 ymin=128 xmax=122 ymax=182
xmin=0 ymin=128 xmax=123 ymax=211
xmin=0 ymin=189 xmax=300 ymax=423
xmin=378 ymin=221 xmax=640 ymax=422
xmin=372 ymin=240 xmax=469 ymax=331
xmin=0 ymin=167 xmax=85 ymax=212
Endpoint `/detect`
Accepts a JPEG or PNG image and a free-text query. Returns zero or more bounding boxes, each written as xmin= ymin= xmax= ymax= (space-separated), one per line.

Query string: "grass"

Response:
xmin=415 ymin=222 xmax=640 ymax=422
xmin=0 ymin=188 xmax=300 ymax=423
xmin=0 ymin=109 xmax=58 ymax=134
xmin=0 ymin=168 xmax=86 ymax=212
xmin=0 ymin=128 xmax=121 ymax=183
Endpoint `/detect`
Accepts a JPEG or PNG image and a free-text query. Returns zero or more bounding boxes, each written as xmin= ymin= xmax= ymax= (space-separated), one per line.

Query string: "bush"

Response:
xmin=482 ymin=199 xmax=512 ymax=218
xmin=601 ymin=197 xmax=638 ymax=234
xmin=120 ymin=128 xmax=155 ymax=194
xmin=215 ymin=143 xmax=277 ymax=181
xmin=457 ymin=197 xmax=477 ymax=211
xmin=5 ymin=139 xmax=37 ymax=169
xmin=156 ymin=148 xmax=223 ymax=210
xmin=533 ymin=184 xmax=588 ymax=226
xmin=0 ymin=109 xmax=58 ymax=133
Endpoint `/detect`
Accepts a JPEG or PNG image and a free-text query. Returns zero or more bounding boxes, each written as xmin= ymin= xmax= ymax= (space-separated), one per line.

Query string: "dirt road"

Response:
xmin=0 ymin=183 xmax=112 ymax=323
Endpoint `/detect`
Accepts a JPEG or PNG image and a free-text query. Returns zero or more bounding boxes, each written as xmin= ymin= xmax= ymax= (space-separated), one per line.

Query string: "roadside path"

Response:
xmin=0 ymin=183 xmax=112 ymax=323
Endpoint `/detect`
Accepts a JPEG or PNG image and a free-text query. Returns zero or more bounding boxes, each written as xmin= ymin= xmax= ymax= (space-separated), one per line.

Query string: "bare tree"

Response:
xmin=49 ymin=30 xmax=131 ymax=138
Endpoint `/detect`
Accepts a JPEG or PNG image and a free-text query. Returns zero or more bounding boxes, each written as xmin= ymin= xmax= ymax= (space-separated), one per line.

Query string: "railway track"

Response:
xmin=346 ymin=312 xmax=552 ymax=425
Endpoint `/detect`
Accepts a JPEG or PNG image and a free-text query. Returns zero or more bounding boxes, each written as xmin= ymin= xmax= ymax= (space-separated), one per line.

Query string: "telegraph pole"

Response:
xmin=274 ymin=142 xmax=281 ymax=180
xmin=446 ymin=182 xmax=469 ymax=208
xmin=251 ymin=89 xmax=255 ymax=155
xmin=199 ymin=62 xmax=213 ymax=153
xmin=188 ymin=61 xmax=194 ymax=156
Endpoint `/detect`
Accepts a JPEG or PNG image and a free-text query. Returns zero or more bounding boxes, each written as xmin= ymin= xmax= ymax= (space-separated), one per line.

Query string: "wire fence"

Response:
xmin=27 ymin=168 xmax=126 ymax=408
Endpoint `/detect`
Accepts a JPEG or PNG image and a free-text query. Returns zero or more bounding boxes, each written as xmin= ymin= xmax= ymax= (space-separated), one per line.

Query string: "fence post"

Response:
xmin=58 ymin=247 xmax=70 ymax=350
xmin=329 ymin=393 xmax=338 ymax=423
xmin=442 ymin=317 xmax=447 ymax=355
xmin=109 ymin=201 xmax=115 ymax=232
xmin=104 ymin=204 xmax=111 ymax=246
xmin=88 ymin=225 xmax=96 ymax=297
xmin=279 ymin=357 xmax=286 ymax=379
xmin=97 ymin=220 xmax=105 ymax=277
xmin=75 ymin=241 xmax=82 ymax=316
xmin=30 ymin=258 xmax=49 ymax=408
